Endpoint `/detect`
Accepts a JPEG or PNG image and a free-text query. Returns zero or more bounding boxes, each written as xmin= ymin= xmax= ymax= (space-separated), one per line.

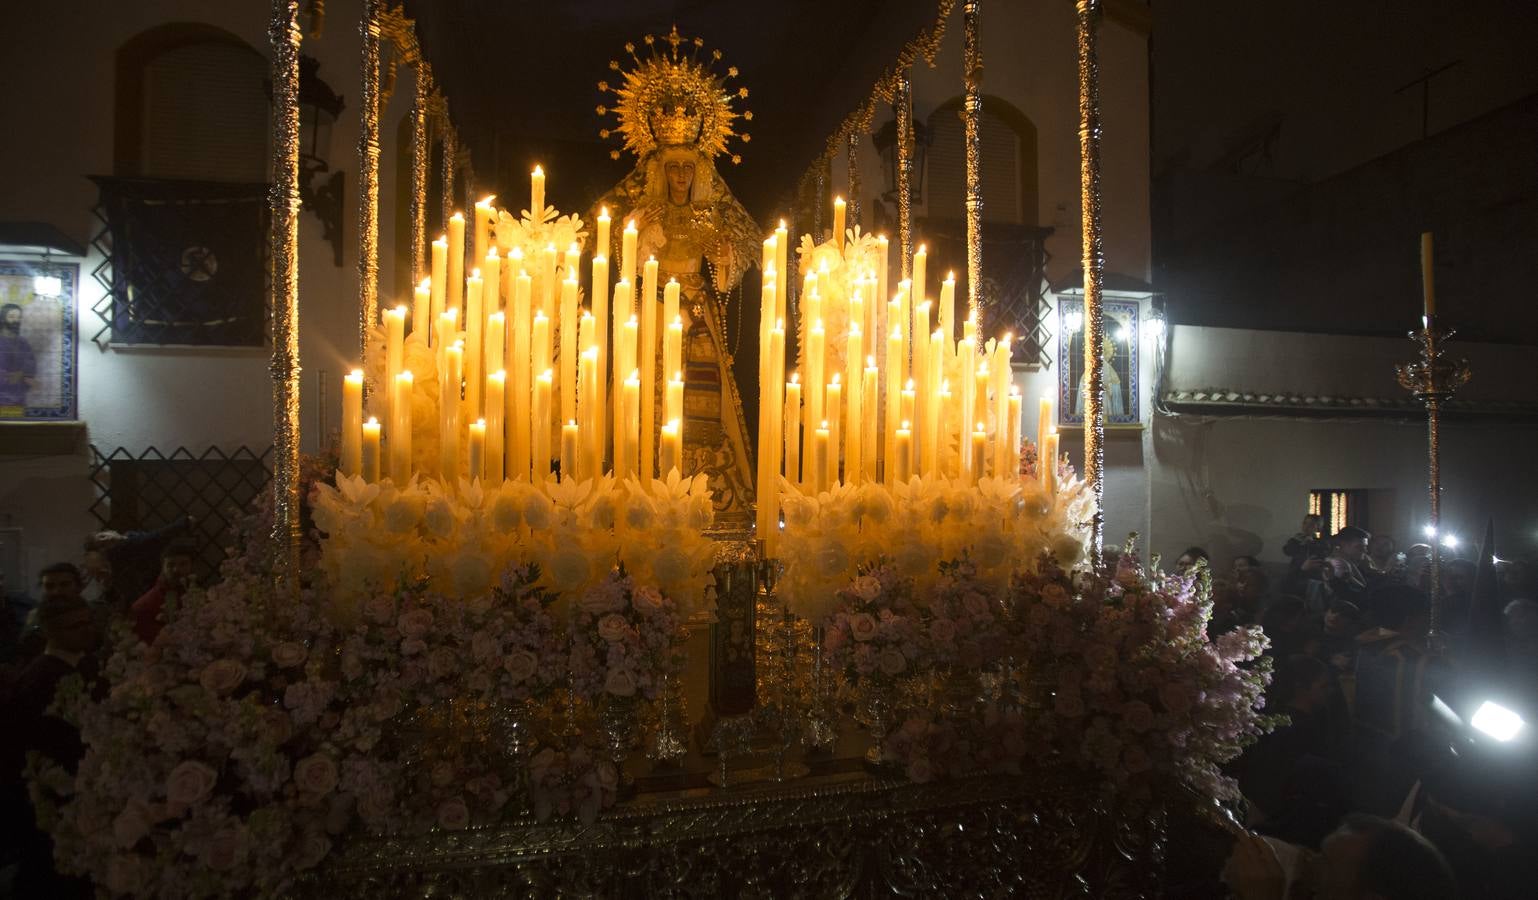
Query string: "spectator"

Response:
xmin=1232 ymin=554 xmax=1261 ymax=578
xmin=1261 ymin=598 xmax=1318 ymax=661
xmin=1284 ymin=516 xmax=1332 ymax=610
xmin=1236 ymin=567 xmax=1273 ymax=623
xmin=1318 ymin=599 xmax=1366 ymax=673
xmin=1413 ymin=750 xmax=1538 ymax=900
xmin=1441 ymin=559 xmax=1477 ymax=633
xmin=1322 ymin=526 xmax=1374 ymax=606
xmin=1223 ymin=814 xmax=1458 ymax=900
xmin=1234 ymin=655 xmax=1347 ymax=839
xmin=84 ymin=516 xmax=193 ymax=614
xmin=1177 ymin=546 xmax=1211 ymax=575
xmin=1368 ymin=534 xmax=1403 ymax=580
xmin=1 ymin=594 xmax=101 ymax=898
xmin=131 ymin=540 xmax=198 ymax=644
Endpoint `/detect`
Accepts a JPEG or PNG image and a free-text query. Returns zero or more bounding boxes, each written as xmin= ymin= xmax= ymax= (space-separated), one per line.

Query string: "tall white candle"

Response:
xmin=640 ymin=257 xmax=659 ymax=480
xmin=970 ymin=422 xmax=987 ymax=486
xmin=895 ymin=422 xmax=912 ymax=484
xmin=485 ymin=370 xmax=505 ymax=483
xmin=805 ymin=320 xmax=825 ymax=442
xmin=811 ymin=422 xmax=830 ymax=495
xmin=664 ymin=315 xmax=683 ymax=387
xmin=862 ymin=360 xmax=879 ymax=484
xmin=665 ymin=373 xmax=684 ymax=434
xmin=468 ymin=419 xmax=486 ymax=483
xmin=447 ymin=213 xmax=465 ymax=318
xmin=924 ymin=328 xmax=944 ymax=477
xmin=621 ymin=219 xmax=638 ymax=290
xmin=939 ymin=271 xmax=956 ymax=345
xmin=413 ymin=279 xmax=431 ymax=338
xmin=391 ymin=371 xmax=414 ymax=483
xmin=912 ymin=243 xmax=927 ymax=312
xmin=441 ymin=343 xmax=462 ymax=483
xmin=342 ymin=369 xmax=363 ymax=477
xmin=1007 ymin=388 xmax=1022 ymax=480
xmin=826 ymin=375 xmax=842 ymax=486
xmin=512 ymin=269 xmax=532 ymax=479
xmin=1038 ymin=395 xmax=1053 ymax=453
xmin=660 ymin=420 xmax=681 ymax=477
xmin=362 ymin=418 xmax=381 ymax=484
xmin=663 ymin=278 xmax=680 ymax=332
xmin=561 ymin=419 xmax=579 ymax=482
xmin=832 ymin=196 xmax=846 ymax=249
xmin=465 ymin=269 xmax=484 ymax=418
xmin=472 ymin=196 xmax=495 ymax=272
xmin=484 ymin=311 xmax=505 ymax=381
xmin=384 ymin=305 xmax=406 ymax=426
xmin=621 ymin=371 xmax=640 ymax=478
xmin=845 ymin=325 xmax=863 ymax=483
xmin=784 ymin=374 xmax=802 ymax=486
xmin=596 ymin=207 xmax=611 ymax=263
xmin=533 ymin=369 xmax=553 ymax=481
xmin=430 ymin=237 xmax=447 ymax=343
xmin=1043 ymin=429 xmax=1060 ymax=495
xmin=530 ymin=165 xmax=545 ymax=219
xmin=774 ymin=220 xmax=788 ymax=324
xmin=560 ymin=276 xmax=579 ymax=423
xmin=885 ymin=326 xmax=902 ymax=484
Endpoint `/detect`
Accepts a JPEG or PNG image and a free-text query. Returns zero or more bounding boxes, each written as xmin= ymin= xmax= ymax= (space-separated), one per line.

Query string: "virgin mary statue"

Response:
xmin=592 ymin=27 xmax=761 ymax=515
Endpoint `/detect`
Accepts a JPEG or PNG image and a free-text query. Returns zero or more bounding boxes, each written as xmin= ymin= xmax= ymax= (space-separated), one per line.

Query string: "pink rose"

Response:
xmin=1122 ymin=700 xmax=1156 ymax=733
xmin=878 ymin=647 xmax=907 ymax=676
xmin=604 ymin=668 xmax=638 ymax=697
xmin=294 ymin=753 xmax=338 ymax=796
xmin=198 ymin=659 xmax=246 ymax=696
xmin=579 ymin=583 xmax=626 ymax=615
xmin=962 ymin=592 xmax=991 ymax=618
xmin=428 ymin=647 xmax=458 ymax=679
xmin=202 ymin=827 xmax=248 ymax=871
xmin=165 ymin=760 xmax=218 ymax=810
xmin=471 ymin=632 xmax=499 ymax=662
xmin=597 ymin=613 xmax=630 ymax=643
xmin=400 ymin=637 xmax=427 ymax=656
xmin=848 ymin=613 xmax=878 ymax=642
xmin=929 ymin=619 xmax=957 ymax=645
xmin=271 ymin=642 xmax=308 ymax=669
xmin=436 ymin=796 xmax=471 ymax=830
xmin=503 ymin=650 xmax=539 ymax=684
xmin=851 ymin=575 xmax=882 ymax=601
xmin=631 ymin=585 xmax=665 ymax=614
xmin=906 ymin=756 xmax=934 ymax=783
xmin=363 ymin=594 xmax=395 ymax=624
xmin=1041 ymin=583 xmax=1069 ymax=606
xmin=397 ymin=608 xmax=434 ymax=639
xmin=431 ymin=762 xmax=456 ymax=787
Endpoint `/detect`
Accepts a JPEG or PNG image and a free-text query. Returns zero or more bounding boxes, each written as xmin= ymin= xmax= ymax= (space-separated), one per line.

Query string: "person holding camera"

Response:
xmin=130 ymin=540 xmax=199 ymax=644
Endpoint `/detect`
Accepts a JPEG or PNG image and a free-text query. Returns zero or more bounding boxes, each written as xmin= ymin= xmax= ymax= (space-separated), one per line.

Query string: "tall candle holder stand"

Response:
xmin=1394 ymin=315 xmax=1470 ymax=652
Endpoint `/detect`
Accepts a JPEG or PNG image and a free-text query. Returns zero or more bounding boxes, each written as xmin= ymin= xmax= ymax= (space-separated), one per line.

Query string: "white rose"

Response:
xmin=547 ymin=546 xmax=592 ymax=591
xmin=423 ymin=499 xmax=457 ymax=539
xmin=293 ymin=753 xmax=338 ymax=796
xmin=604 ymin=668 xmax=638 ymax=697
xmin=490 ymin=492 xmax=523 ymax=532
xmin=165 ymin=760 xmax=218 ymax=809
xmin=597 ymin=614 xmax=630 ymax=643
xmin=651 ymin=545 xmax=693 ymax=586
xmin=522 ymin=492 xmax=554 ymax=530
xmin=198 ymin=659 xmax=246 ymax=696
xmin=270 ymin=642 xmax=308 ymax=669
xmin=436 ymin=797 xmax=471 ymax=830
xmin=295 ymin=831 xmax=332 ymax=870
xmin=383 ymin=495 xmax=422 ymax=534
xmin=503 ymin=650 xmax=539 ymax=684
xmin=111 ymin=802 xmax=150 ymax=848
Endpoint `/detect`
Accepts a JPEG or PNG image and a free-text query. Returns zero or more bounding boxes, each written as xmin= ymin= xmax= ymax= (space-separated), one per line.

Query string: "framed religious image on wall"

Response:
xmin=0 ymin=259 xmax=78 ymax=420
xmin=1056 ymin=297 xmax=1140 ymax=428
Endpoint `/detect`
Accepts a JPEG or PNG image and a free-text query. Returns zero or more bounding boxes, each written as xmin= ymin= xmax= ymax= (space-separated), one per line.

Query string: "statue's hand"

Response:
xmin=634 ymin=201 xmax=664 ymax=232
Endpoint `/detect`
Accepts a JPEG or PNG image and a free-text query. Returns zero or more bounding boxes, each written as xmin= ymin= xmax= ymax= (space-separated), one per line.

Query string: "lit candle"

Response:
xmin=665 ymin=372 xmax=684 ymax=431
xmin=958 ymin=335 xmax=976 ymax=478
xmin=862 ymin=359 xmax=878 ymax=483
xmin=774 ymin=220 xmax=789 ymax=324
xmin=992 ymin=335 xmax=1013 ymax=476
xmin=911 ymin=300 xmax=931 ymax=473
xmin=826 ymin=375 xmax=842 ymax=486
xmin=578 ymin=348 xmax=599 ymax=479
xmin=784 ymin=374 xmax=802 ymax=486
xmin=895 ymin=422 xmax=912 ymax=484
xmin=485 ymin=370 xmax=505 ymax=483
xmin=532 ymin=312 xmax=552 ymax=396
xmin=481 ymin=247 xmax=502 ymax=316
xmin=447 ymin=213 xmax=465 ymax=318
xmin=540 ymin=243 xmax=558 ymax=317
xmin=511 ymin=268 xmax=532 ymax=478
xmin=533 ymin=369 xmax=553 ymax=481
xmin=1420 ymin=231 xmax=1436 ymax=319
xmin=1007 ymin=387 xmax=1022 ymax=480
xmin=660 ymin=419 xmax=682 ymax=476
xmin=530 ymin=165 xmax=545 ymax=219
xmin=974 ymin=360 xmax=990 ymax=475
xmin=912 ymin=244 xmax=927 ymax=312
xmin=621 ymin=219 xmax=638 ymax=290
xmin=430 ymin=237 xmax=447 ymax=343
xmin=596 ymin=207 xmax=611 ymax=262
xmin=757 ymin=322 xmax=784 ymax=543
xmin=663 ymin=278 xmax=680 ymax=333
xmin=1038 ymin=395 xmax=1053 ymax=452
xmin=939 ymin=271 xmax=956 ymax=345
xmin=560 ymin=275 xmax=578 ymax=423
xmin=832 ymin=196 xmax=846 ymax=249
xmin=563 ymin=242 xmax=581 ymax=284
xmin=472 ymin=196 xmax=496 ymax=271
xmin=664 ymin=315 xmax=683 ymax=387
xmin=844 ymin=325 xmax=863 ymax=482
xmin=413 ymin=279 xmax=430 ymax=338
xmin=1043 ymin=428 xmax=1060 ymax=495
xmin=885 ymin=326 xmax=902 ymax=484
xmin=561 ymin=419 xmax=579 ymax=482
xmin=806 ymin=320 xmax=825 ymax=443
xmin=468 ymin=418 xmax=486 ymax=483
xmin=342 ymin=369 xmax=363 ymax=477
xmin=362 ymin=418 xmax=381 ymax=483
xmin=437 ymin=308 xmax=458 ymax=376
xmin=937 ymin=380 xmax=953 ymax=478
xmin=640 ymin=257 xmax=659 ymax=480
xmin=464 ymin=268 xmax=484 ymax=418
xmin=391 ymin=371 xmax=414 ymax=483
xmin=876 ymin=235 xmax=889 ymax=325
xmin=384 ymin=304 xmax=406 ymax=425
xmin=900 ymin=379 xmax=916 ymax=478
xmin=970 ymin=422 xmax=987 ymax=486
xmin=924 ymin=328 xmax=944 ymax=477
xmin=441 ymin=343 xmax=462 ymax=482
xmin=591 ymin=256 xmax=609 ymax=458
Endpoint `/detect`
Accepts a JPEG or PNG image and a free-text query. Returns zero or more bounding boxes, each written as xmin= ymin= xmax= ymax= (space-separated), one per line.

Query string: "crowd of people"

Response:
xmin=0 ymin=519 xmax=195 ymax=895
xmin=1186 ymin=515 xmax=1538 ymax=898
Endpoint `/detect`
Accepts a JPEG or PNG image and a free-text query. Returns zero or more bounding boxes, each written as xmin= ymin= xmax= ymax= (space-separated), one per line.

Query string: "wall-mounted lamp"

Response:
xmin=873 ymin=118 xmax=933 ymax=205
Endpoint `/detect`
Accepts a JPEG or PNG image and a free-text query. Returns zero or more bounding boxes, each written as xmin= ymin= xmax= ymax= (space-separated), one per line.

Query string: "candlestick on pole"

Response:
xmin=1396 ymin=231 xmax=1469 ymax=653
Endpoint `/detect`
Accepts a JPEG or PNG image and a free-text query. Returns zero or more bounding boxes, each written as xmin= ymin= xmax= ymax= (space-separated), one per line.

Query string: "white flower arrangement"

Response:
xmin=775 ymin=466 xmax=1095 ymax=623
xmin=794 ymin=225 xmax=888 ymax=379
xmin=312 ymin=468 xmax=718 ymax=616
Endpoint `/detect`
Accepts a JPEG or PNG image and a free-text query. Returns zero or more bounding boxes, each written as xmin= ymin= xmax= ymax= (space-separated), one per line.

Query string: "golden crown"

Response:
xmin=596 ymin=26 xmax=752 ymax=164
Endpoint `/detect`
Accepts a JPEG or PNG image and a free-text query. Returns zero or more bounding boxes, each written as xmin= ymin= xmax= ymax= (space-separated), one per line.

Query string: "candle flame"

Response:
xmin=434 ymin=235 xmax=447 ymax=245
xmin=850 ymin=323 xmax=861 ymax=335
xmin=867 ymin=355 xmax=877 ymax=368
xmin=918 ymin=243 xmax=926 ymax=253
xmin=366 ymin=416 xmax=378 ymax=425
xmin=600 ymin=206 xmax=609 ymax=218
xmin=835 ymin=195 xmax=844 ymax=205
xmin=946 ymin=271 xmax=955 ymax=282
xmin=470 ymin=267 xmax=481 ymax=278
xmin=392 ymin=304 xmax=407 ymax=315
xmin=673 ymin=371 xmax=682 ymax=382
xmin=489 ymin=370 xmax=505 ymax=382
xmin=821 ymin=420 xmax=830 ymax=429
xmin=450 ymin=212 xmax=464 ymax=221
xmin=532 ymin=164 xmax=543 ymax=176
xmin=593 ymin=253 xmax=606 ymax=263
xmin=478 ymin=195 xmax=496 ymax=206
xmin=778 ymin=219 xmax=787 ymax=229
xmin=976 ymin=421 xmax=987 ymax=434
xmin=940 ymin=379 xmax=950 ymax=392
xmin=790 ymin=372 xmax=800 ymax=384
xmin=541 ymin=368 xmax=553 ymax=379
xmin=832 ymin=373 xmax=841 ymax=384
xmin=348 ymin=368 xmax=363 ymax=380
xmin=418 ymin=277 xmax=431 ymax=290
xmin=628 ymin=314 xmax=638 ymax=325
xmin=625 ymin=219 xmax=636 ymax=231
xmin=475 ymin=417 xmax=486 ymax=427
xmin=489 ymin=311 xmax=504 ymax=322
xmin=901 ymin=420 xmax=911 ymax=430
xmin=775 ymin=318 xmax=784 ymax=330
xmin=568 ymin=419 xmax=577 ymax=427
xmin=905 ymin=378 xmax=915 ymax=390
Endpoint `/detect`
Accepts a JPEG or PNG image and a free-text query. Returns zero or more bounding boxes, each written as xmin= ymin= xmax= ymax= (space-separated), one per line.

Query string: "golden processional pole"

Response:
xmin=895 ymin=69 xmax=916 ymax=280
xmin=962 ymin=0 xmax=984 ymax=321
xmin=846 ymin=131 xmax=862 ymax=231
xmin=267 ymin=0 xmax=303 ymax=592
xmin=410 ymin=67 xmax=430 ymax=281
xmin=357 ymin=0 xmax=382 ymax=358
xmin=1075 ymin=0 xmax=1106 ymax=561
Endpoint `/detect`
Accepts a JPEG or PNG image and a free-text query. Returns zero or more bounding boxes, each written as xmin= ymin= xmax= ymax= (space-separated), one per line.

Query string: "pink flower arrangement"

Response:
xmin=567 ymin=568 xmax=688 ymax=704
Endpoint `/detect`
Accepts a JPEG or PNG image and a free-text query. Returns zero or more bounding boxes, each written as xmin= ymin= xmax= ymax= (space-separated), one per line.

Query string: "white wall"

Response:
xmin=0 ymin=0 xmax=394 ymax=582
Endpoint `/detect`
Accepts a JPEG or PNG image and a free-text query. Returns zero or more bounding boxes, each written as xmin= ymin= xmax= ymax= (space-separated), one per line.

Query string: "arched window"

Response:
xmin=925 ymin=95 xmax=1038 ymax=226
xmin=115 ymin=24 xmax=268 ymax=181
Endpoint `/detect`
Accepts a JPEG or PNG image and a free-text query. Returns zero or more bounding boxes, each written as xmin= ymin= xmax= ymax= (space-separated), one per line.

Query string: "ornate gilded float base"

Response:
xmin=307 ymin=769 xmax=1165 ymax=898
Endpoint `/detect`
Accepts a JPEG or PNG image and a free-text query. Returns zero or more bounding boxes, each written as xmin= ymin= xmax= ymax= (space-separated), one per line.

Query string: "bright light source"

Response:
xmin=1064 ymin=310 xmax=1083 ymax=335
xmin=1423 ymin=524 xmax=1437 ymax=538
xmin=1440 ymin=534 xmax=1459 ymax=549
xmin=1471 ymin=701 xmax=1525 ymax=742
xmin=1142 ymin=316 xmax=1166 ymax=342
xmin=1114 ymin=325 xmax=1130 ymax=343
xmin=33 ymin=274 xmax=62 ymax=298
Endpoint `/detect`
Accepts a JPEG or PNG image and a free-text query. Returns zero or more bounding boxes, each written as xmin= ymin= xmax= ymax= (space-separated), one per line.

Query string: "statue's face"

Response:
xmin=662 ymin=152 xmax=697 ymax=203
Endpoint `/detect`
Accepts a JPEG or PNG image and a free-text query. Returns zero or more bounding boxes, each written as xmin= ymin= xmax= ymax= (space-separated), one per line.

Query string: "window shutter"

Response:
xmin=926 ymin=107 xmax=1021 ymax=223
xmin=141 ymin=42 xmax=268 ymax=182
